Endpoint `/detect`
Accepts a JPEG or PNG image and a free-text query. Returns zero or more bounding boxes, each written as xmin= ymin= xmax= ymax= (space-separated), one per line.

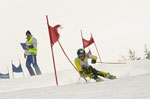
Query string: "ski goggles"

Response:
xmin=78 ymin=53 xmax=86 ymax=58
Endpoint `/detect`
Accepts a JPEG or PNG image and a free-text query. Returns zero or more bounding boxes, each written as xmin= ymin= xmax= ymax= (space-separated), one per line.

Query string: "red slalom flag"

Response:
xmin=46 ymin=15 xmax=60 ymax=85
xmin=46 ymin=18 xmax=60 ymax=47
xmin=82 ymin=36 xmax=94 ymax=48
xmin=48 ymin=25 xmax=60 ymax=47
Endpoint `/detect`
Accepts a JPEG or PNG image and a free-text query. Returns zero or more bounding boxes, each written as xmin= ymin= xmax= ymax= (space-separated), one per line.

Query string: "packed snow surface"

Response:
xmin=0 ymin=60 xmax=150 ymax=99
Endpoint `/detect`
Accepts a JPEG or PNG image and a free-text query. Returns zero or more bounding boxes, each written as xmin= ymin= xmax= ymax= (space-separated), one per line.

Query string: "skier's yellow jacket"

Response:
xmin=74 ymin=54 xmax=97 ymax=72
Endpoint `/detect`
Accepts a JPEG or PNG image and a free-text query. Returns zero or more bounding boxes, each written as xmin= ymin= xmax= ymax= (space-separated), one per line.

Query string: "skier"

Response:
xmin=74 ymin=48 xmax=116 ymax=82
xmin=24 ymin=30 xmax=41 ymax=76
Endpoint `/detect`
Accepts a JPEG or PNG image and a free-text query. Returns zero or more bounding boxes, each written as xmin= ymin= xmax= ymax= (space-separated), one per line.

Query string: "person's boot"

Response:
xmin=30 ymin=72 xmax=35 ymax=76
xmin=106 ymin=74 xmax=116 ymax=80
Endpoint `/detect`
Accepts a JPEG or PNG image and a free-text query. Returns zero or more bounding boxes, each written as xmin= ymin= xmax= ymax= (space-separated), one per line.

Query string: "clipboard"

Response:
xmin=20 ymin=43 xmax=27 ymax=50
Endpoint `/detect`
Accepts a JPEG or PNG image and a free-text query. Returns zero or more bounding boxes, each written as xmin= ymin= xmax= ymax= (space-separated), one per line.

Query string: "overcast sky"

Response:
xmin=0 ymin=0 xmax=150 ymax=73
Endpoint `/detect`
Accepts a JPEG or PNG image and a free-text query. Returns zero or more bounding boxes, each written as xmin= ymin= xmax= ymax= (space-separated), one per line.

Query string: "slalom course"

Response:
xmin=0 ymin=60 xmax=150 ymax=91
xmin=0 ymin=60 xmax=150 ymax=99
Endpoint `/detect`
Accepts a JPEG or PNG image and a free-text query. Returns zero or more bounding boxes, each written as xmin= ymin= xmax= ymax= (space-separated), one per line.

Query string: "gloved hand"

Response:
xmin=79 ymin=71 xmax=84 ymax=77
xmin=26 ymin=45 xmax=34 ymax=49
xmin=26 ymin=46 xmax=30 ymax=49
xmin=91 ymin=59 xmax=96 ymax=64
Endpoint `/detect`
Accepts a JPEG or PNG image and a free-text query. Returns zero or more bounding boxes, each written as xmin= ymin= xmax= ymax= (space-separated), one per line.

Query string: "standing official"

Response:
xmin=24 ymin=30 xmax=41 ymax=76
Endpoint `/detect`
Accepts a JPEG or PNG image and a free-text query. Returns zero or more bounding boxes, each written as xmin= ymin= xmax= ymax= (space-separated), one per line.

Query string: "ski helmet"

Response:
xmin=77 ymin=49 xmax=86 ymax=58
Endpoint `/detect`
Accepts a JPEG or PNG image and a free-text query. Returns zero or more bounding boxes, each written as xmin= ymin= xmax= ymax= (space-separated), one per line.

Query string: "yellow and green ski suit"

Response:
xmin=74 ymin=54 xmax=114 ymax=81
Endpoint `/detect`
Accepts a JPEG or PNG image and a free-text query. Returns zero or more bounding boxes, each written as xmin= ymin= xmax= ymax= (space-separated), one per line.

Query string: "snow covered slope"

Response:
xmin=0 ymin=74 xmax=150 ymax=99
xmin=0 ymin=60 xmax=150 ymax=99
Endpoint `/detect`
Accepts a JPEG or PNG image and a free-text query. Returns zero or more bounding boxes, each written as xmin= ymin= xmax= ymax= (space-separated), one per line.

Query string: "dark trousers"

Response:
xmin=26 ymin=55 xmax=41 ymax=76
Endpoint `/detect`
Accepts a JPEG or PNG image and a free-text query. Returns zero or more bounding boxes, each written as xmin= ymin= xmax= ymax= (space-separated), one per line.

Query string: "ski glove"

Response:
xmin=79 ymin=71 xmax=85 ymax=77
xmin=26 ymin=45 xmax=34 ymax=49
xmin=91 ymin=59 xmax=96 ymax=64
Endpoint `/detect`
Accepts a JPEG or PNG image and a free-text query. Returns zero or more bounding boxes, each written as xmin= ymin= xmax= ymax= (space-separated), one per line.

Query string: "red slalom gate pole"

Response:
xmin=91 ymin=34 xmax=102 ymax=63
xmin=81 ymin=30 xmax=85 ymax=49
xmin=46 ymin=15 xmax=58 ymax=86
xmin=50 ymin=46 xmax=59 ymax=85
xmin=58 ymin=41 xmax=87 ymax=82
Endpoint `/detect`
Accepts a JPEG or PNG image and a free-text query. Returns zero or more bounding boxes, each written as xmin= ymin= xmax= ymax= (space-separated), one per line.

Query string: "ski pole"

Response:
xmin=77 ymin=76 xmax=81 ymax=83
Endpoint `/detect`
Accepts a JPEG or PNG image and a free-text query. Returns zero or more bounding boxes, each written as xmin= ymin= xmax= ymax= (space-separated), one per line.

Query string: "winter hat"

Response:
xmin=26 ymin=30 xmax=31 ymax=35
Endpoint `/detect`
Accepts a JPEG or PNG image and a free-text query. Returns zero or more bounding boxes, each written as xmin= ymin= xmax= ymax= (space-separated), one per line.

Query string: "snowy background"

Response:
xmin=1 ymin=0 xmax=150 ymax=98
xmin=1 ymin=0 xmax=150 ymax=73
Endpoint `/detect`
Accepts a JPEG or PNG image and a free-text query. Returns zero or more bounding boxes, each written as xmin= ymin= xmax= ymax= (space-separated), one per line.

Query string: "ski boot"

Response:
xmin=106 ymin=73 xmax=117 ymax=80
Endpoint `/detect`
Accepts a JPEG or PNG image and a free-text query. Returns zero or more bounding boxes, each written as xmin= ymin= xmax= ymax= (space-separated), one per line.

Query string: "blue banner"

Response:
xmin=12 ymin=64 xmax=23 ymax=73
xmin=0 ymin=73 xmax=10 ymax=79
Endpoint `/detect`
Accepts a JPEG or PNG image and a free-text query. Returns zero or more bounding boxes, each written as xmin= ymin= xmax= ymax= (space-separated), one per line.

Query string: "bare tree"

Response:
xmin=128 ymin=49 xmax=136 ymax=60
xmin=128 ymin=49 xmax=141 ymax=60
xmin=144 ymin=44 xmax=150 ymax=59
